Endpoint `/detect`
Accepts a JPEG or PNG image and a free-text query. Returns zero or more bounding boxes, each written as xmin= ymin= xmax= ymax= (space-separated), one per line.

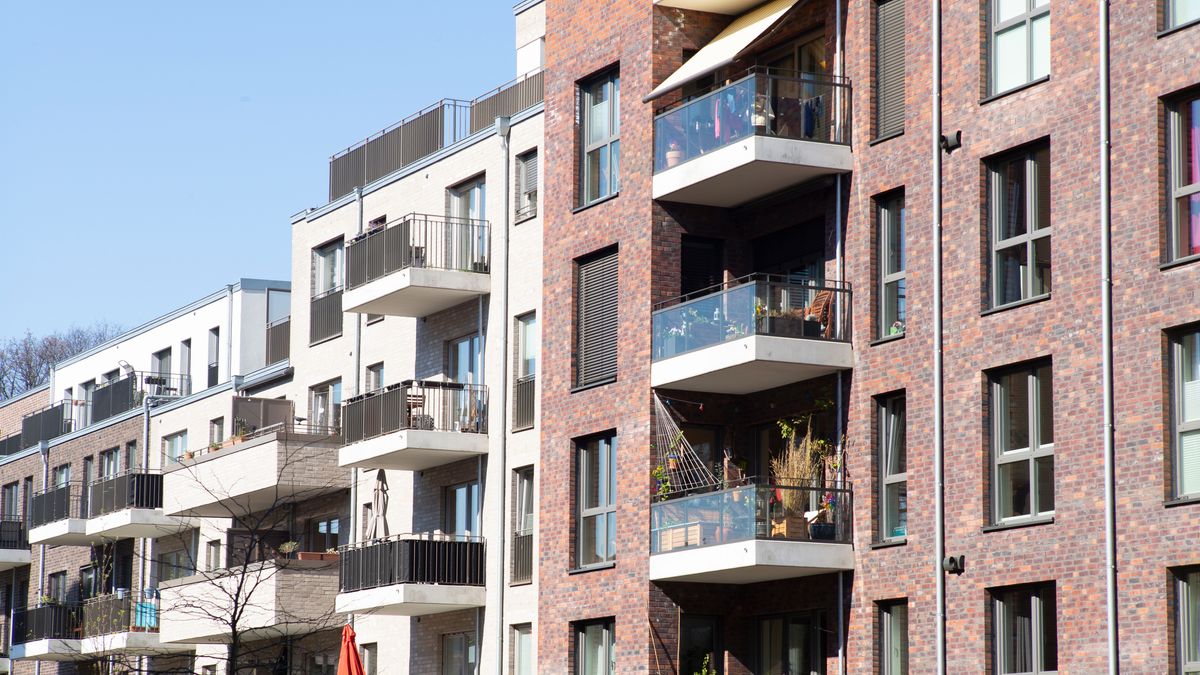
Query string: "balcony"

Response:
xmin=652 ymin=68 xmax=851 ymax=207
xmin=158 ymin=559 xmax=339 ymax=644
xmin=0 ymin=516 xmax=29 ymax=571
xmin=267 ymin=316 xmax=291 ymax=365
xmin=342 ymin=214 xmax=490 ymax=318
xmin=20 ymin=401 xmax=72 ymax=448
xmin=86 ymin=470 xmax=188 ymax=540
xmin=651 ymin=275 xmax=852 ymax=394
xmin=163 ymin=424 xmax=343 ymax=518
xmin=27 ymin=485 xmax=88 ymax=546
xmin=9 ymin=604 xmax=81 ymax=661
xmin=80 ymin=592 xmax=192 ymax=657
xmin=90 ymin=371 xmax=191 ymax=424
xmin=340 ymin=381 xmax=488 ymax=471
xmin=335 ymin=535 xmax=486 ymax=616
xmin=649 ymin=481 xmax=853 ymax=583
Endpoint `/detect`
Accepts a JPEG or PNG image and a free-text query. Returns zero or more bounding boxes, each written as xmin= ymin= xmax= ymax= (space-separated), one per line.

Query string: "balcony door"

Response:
xmin=758 ymin=613 xmax=822 ymax=675
xmin=444 ymin=480 xmax=480 ymax=538
xmin=761 ymin=34 xmax=827 ymax=139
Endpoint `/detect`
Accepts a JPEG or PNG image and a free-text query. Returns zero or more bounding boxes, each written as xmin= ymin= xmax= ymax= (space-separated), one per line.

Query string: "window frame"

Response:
xmin=444 ymin=480 xmax=481 ymax=537
xmin=990 ymin=362 xmax=1055 ymax=524
xmin=516 ymin=312 xmax=538 ymax=379
xmin=576 ymin=434 xmax=617 ymax=568
xmin=1167 ymin=94 xmax=1200 ymax=262
xmin=516 ymin=149 xmax=539 ymax=221
xmin=1164 ymin=0 xmax=1200 ymax=32
xmin=574 ymin=247 xmax=620 ymax=389
xmin=365 ymin=362 xmax=385 ymax=392
xmin=873 ymin=0 xmax=906 ymax=140
xmin=579 ymin=70 xmax=621 ymax=206
xmin=1175 ymin=568 xmax=1200 ymax=674
xmin=312 ymin=239 xmax=344 ymax=296
xmin=877 ymin=393 xmax=907 ymax=542
xmin=1172 ymin=329 xmax=1200 ymax=497
xmin=441 ymin=630 xmax=478 ymax=675
xmin=988 ymin=144 xmax=1052 ymax=309
xmin=879 ymin=599 xmax=909 ymax=675
xmin=513 ymin=623 xmax=534 ymax=675
xmin=575 ymin=619 xmax=616 ymax=675
xmin=988 ymin=0 xmax=1051 ymax=96
xmin=877 ymin=192 xmax=907 ymax=338
xmin=309 ymin=379 xmax=342 ymax=431
xmin=991 ymin=583 xmax=1057 ymax=674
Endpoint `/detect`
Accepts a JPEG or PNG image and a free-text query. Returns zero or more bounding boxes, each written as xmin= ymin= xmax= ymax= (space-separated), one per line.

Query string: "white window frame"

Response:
xmin=312 ymin=239 xmax=344 ymax=295
xmin=1176 ymin=569 xmax=1200 ymax=674
xmin=879 ymin=599 xmax=909 ymax=675
xmin=516 ymin=150 xmax=539 ymax=221
xmin=1173 ymin=329 xmax=1200 ymax=497
xmin=575 ymin=620 xmax=616 ymax=675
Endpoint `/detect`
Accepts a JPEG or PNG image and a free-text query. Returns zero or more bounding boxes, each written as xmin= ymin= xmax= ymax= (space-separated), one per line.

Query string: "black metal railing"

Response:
xmin=207 ymin=361 xmax=219 ymax=387
xmin=88 ymin=470 xmax=163 ymax=518
xmin=310 ymin=287 xmax=343 ymax=344
xmin=345 ymin=214 xmax=490 ymax=291
xmin=20 ymin=402 xmax=72 ymax=448
xmin=511 ymin=530 xmax=533 ymax=584
xmin=339 ymin=535 xmax=485 ymax=593
xmin=266 ymin=317 xmax=291 ymax=364
xmin=28 ymin=484 xmax=84 ymax=529
xmin=90 ymin=371 xmax=192 ymax=425
xmin=12 ymin=604 xmax=81 ymax=643
xmin=512 ymin=375 xmax=535 ymax=432
xmin=342 ymin=380 xmax=488 ymax=445
xmin=654 ymin=67 xmax=851 ymax=173
xmin=82 ymin=592 xmax=159 ymax=636
xmin=652 ymin=274 xmax=852 ymax=362
xmin=0 ymin=432 xmax=23 ymax=456
xmin=650 ymin=480 xmax=853 ymax=554
xmin=0 ymin=514 xmax=28 ymax=550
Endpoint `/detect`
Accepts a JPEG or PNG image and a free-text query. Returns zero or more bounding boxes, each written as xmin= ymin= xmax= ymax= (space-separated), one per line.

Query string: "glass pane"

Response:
xmin=1000 ymin=372 xmax=1031 ymax=451
xmin=612 ymin=77 xmax=620 ymax=135
xmin=1171 ymin=0 xmax=1200 ymax=29
xmin=993 ymin=24 xmax=1029 ymax=93
xmin=787 ymin=619 xmax=808 ymax=673
xmin=1037 ymin=364 xmax=1054 ymax=444
xmin=1178 ymin=193 xmax=1200 ymax=260
xmin=588 ymin=81 xmax=610 ymax=145
xmin=582 ymin=442 xmax=600 ymax=510
xmin=586 ymin=146 xmax=609 ymax=203
xmin=999 ymin=590 xmax=1034 ymax=673
xmin=996 ymin=243 xmax=1028 ymax=305
xmin=759 ymin=618 xmax=785 ymax=675
xmin=1184 ymin=99 xmax=1200 ymax=185
xmin=580 ymin=514 xmax=599 ymax=566
xmin=886 ymin=603 xmax=909 ymax=675
xmin=1031 ymin=236 xmax=1051 ymax=296
xmin=1180 ymin=430 xmax=1200 ymax=496
xmin=885 ymin=201 xmax=905 ymax=274
xmin=996 ymin=0 xmax=1027 ymax=22
xmin=516 ymin=626 xmax=532 ymax=675
xmin=1030 ymin=14 xmax=1050 ymax=80
xmin=1032 ymin=146 xmax=1051 ymax=230
xmin=611 ymin=139 xmax=620 ymax=194
xmin=1184 ymin=333 xmax=1200 ymax=422
xmin=885 ymin=483 xmax=908 ymax=538
xmin=1039 ymin=589 xmax=1058 ymax=671
xmin=997 ymin=156 xmax=1028 ymax=239
xmin=885 ymin=279 xmax=906 ymax=335
xmin=999 ymin=460 xmax=1031 ymax=519
xmin=581 ymin=624 xmax=609 ymax=675
xmin=680 ymin=616 xmax=717 ymax=675
xmin=1035 ymin=455 xmax=1054 ymax=513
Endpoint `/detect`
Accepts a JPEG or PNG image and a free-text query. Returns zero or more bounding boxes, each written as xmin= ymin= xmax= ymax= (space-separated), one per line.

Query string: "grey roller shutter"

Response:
xmin=875 ymin=0 xmax=905 ymax=139
xmin=576 ymin=249 xmax=619 ymax=387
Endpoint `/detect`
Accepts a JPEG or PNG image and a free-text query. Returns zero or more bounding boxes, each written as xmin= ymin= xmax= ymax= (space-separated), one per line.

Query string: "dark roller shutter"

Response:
xmin=875 ymin=0 xmax=905 ymax=139
xmin=576 ymin=249 xmax=619 ymax=387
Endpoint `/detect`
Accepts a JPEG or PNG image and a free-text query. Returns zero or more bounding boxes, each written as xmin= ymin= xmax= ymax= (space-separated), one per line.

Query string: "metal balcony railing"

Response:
xmin=20 ymin=402 xmax=72 ymax=448
xmin=511 ymin=530 xmax=533 ymax=584
xmin=0 ymin=514 xmax=28 ymax=550
xmin=87 ymin=470 xmax=163 ymax=518
xmin=652 ymin=274 xmax=852 ymax=362
xmin=12 ymin=604 xmax=81 ymax=644
xmin=82 ymin=592 xmax=160 ymax=637
xmin=28 ymin=484 xmax=83 ymax=529
xmin=0 ymin=432 xmax=23 ymax=457
xmin=654 ymin=67 xmax=851 ymax=173
xmin=650 ymin=480 xmax=853 ymax=554
xmin=339 ymin=535 xmax=485 ymax=593
xmin=512 ymin=375 xmax=535 ymax=432
xmin=266 ymin=317 xmax=291 ymax=365
xmin=342 ymin=380 xmax=487 ymax=445
xmin=345 ymin=214 xmax=490 ymax=291
xmin=310 ymin=288 xmax=343 ymax=344
xmin=90 ymin=371 xmax=191 ymax=425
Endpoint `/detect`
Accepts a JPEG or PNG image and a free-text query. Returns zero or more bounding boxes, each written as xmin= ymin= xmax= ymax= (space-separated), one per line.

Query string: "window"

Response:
xmin=125 ymin=441 xmax=137 ymax=470
xmin=575 ymin=248 xmax=619 ymax=388
xmin=208 ymin=327 xmax=220 ymax=387
xmin=79 ymin=381 xmax=94 ymax=426
xmin=577 ymin=434 xmax=616 ymax=567
xmin=307 ymin=515 xmax=347 ymax=551
xmin=162 ymin=431 xmax=188 ymax=464
xmin=680 ymin=615 xmax=720 ymax=675
xmin=442 ymin=632 xmax=478 ymax=675
xmin=23 ymin=477 xmax=33 ymax=518
xmin=989 ymin=144 xmax=1051 ymax=308
xmin=449 ymin=334 xmax=482 ymax=385
xmin=517 ymin=313 xmax=538 ymax=379
xmin=1 ymin=482 xmax=19 ymax=518
xmin=513 ymin=624 xmax=533 ymax=675
xmin=308 ymin=652 xmax=338 ymax=675
xmin=992 ymin=584 xmax=1057 ymax=674
xmin=1168 ymin=94 xmax=1200 ymax=261
xmin=310 ymin=380 xmax=342 ymax=430
xmin=360 ymin=643 xmax=378 ymax=675
xmin=445 ymin=481 xmax=480 ymax=537
xmin=989 ymin=0 xmax=1049 ymax=96
xmin=516 ymin=468 xmax=535 ymax=535
xmin=878 ymin=394 xmax=907 ymax=540
xmin=180 ymin=338 xmax=192 ymax=394
xmin=210 ymin=417 xmax=224 ymax=445
xmin=80 ymin=564 xmax=99 ymax=600
xmin=879 ymin=600 xmax=909 ymax=675
xmin=1176 ymin=569 xmax=1200 ymax=674
xmin=52 ymin=464 xmax=70 ymax=488
xmin=1173 ymin=329 xmax=1200 ymax=496
xmin=576 ymin=620 xmax=615 ymax=675
xmin=1166 ymin=0 xmax=1200 ymax=30
xmin=758 ymin=614 xmax=821 ymax=675
xmin=449 ymin=176 xmax=486 ymax=221
xmin=47 ymin=571 xmax=68 ymax=603
xmin=580 ymin=70 xmax=620 ymax=205
xmin=98 ymin=447 xmax=120 ymax=479
xmin=313 ymin=239 xmax=344 ymax=295
xmin=365 ymin=363 xmax=384 ymax=392
xmin=874 ymin=0 xmax=905 ymax=139
xmin=159 ymin=548 xmax=194 ymax=582
xmin=991 ymin=362 xmax=1054 ymax=522
xmin=206 ymin=540 xmax=222 ymax=571
xmin=516 ymin=150 xmax=539 ymax=221
xmin=877 ymin=193 xmax=906 ymax=337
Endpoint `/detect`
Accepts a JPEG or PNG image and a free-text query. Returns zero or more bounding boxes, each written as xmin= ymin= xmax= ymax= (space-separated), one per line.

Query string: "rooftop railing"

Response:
xmin=345 ymin=213 xmax=490 ymax=291
xmin=339 ymin=534 xmax=485 ymax=593
xmin=653 ymin=67 xmax=851 ymax=173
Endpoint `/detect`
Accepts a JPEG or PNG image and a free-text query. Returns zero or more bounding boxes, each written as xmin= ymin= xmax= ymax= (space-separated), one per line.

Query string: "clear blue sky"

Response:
xmin=0 ymin=1 xmax=517 ymax=341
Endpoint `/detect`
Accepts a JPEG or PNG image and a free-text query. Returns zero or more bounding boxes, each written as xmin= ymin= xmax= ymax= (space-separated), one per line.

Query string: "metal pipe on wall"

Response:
xmin=493 ymin=114 xmax=513 ymax=675
xmin=349 ymin=185 xmax=364 ymax=629
xmin=931 ymin=0 xmax=947 ymax=670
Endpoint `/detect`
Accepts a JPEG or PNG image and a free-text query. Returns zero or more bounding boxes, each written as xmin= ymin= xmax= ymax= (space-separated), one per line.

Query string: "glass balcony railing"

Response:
xmin=652 ymin=274 xmax=850 ymax=362
xmin=653 ymin=67 xmax=850 ymax=173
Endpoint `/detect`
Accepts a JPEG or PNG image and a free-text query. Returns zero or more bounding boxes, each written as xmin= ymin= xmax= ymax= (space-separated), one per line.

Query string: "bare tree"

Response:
xmin=0 ymin=322 xmax=124 ymax=399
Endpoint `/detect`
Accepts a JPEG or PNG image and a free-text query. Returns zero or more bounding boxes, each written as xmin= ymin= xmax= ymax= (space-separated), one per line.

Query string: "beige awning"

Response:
xmin=643 ymin=0 xmax=801 ymax=102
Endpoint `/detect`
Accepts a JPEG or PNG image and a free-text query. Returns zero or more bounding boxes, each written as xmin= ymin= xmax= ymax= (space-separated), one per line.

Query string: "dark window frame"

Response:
xmin=579 ymin=69 xmax=621 ymax=206
xmin=989 ymin=361 xmax=1055 ymax=524
xmin=575 ymin=433 xmax=617 ymax=568
xmin=990 ymin=583 xmax=1057 ymax=674
xmin=987 ymin=143 xmax=1052 ymax=309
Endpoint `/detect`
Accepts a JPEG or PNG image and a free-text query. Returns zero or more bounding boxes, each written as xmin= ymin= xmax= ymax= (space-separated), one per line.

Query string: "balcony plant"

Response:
xmin=770 ymin=411 xmax=836 ymax=540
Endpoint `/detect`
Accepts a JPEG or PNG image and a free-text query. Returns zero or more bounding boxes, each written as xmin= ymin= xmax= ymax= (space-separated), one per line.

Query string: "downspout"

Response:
xmin=1098 ymin=2 xmax=1118 ymax=672
xmin=834 ymin=2 xmax=846 ymax=673
xmin=35 ymin=441 xmax=48 ymax=675
xmin=931 ymin=0 xmax=947 ymax=672
xmin=493 ymin=115 xmax=513 ymax=675
xmin=350 ymin=185 xmax=364 ymax=629
xmin=226 ymin=284 xmax=234 ymax=383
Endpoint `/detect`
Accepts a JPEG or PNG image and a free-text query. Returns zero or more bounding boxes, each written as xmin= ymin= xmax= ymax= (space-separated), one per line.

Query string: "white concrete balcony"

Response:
xmin=158 ymin=559 xmax=339 ymax=644
xmin=163 ymin=425 xmax=343 ymax=518
xmin=335 ymin=535 xmax=486 ymax=617
xmin=649 ymin=482 xmax=854 ymax=584
xmin=8 ymin=604 xmax=82 ymax=662
xmin=27 ymin=473 xmax=190 ymax=546
xmin=343 ymin=214 xmax=491 ymax=318
xmin=652 ymin=69 xmax=851 ymax=207
xmin=340 ymin=381 xmax=489 ymax=471
xmin=79 ymin=593 xmax=193 ymax=657
xmin=651 ymin=275 xmax=852 ymax=394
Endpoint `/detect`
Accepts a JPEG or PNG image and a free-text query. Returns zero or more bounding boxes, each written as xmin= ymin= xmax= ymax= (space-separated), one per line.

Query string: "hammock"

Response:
xmin=653 ymin=394 xmax=719 ymax=494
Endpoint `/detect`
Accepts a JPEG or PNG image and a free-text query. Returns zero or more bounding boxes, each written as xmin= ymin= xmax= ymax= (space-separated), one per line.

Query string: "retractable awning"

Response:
xmin=643 ymin=0 xmax=801 ymax=102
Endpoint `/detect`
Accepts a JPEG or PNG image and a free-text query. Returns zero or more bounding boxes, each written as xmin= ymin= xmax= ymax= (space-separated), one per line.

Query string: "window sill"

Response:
xmin=868 ymin=131 xmax=904 ymax=147
xmin=1160 ymin=253 xmax=1200 ymax=271
xmin=982 ymin=516 xmax=1054 ymax=532
xmin=1164 ymin=494 xmax=1200 ymax=508
xmin=870 ymin=333 xmax=906 ymax=347
xmin=509 ymin=579 xmax=533 ymax=587
xmin=571 ymin=377 xmax=617 ymax=394
xmin=870 ymin=538 xmax=907 ymax=550
xmin=511 ymin=425 xmax=536 ymax=434
xmin=1158 ymin=17 xmax=1200 ymax=39
xmin=515 ymin=211 xmax=538 ymax=225
xmin=568 ymin=561 xmax=615 ymax=575
xmin=308 ymin=333 xmax=343 ymax=347
xmin=980 ymin=76 xmax=1050 ymax=105
xmin=572 ymin=192 xmax=620 ymax=214
xmin=980 ymin=293 xmax=1050 ymax=317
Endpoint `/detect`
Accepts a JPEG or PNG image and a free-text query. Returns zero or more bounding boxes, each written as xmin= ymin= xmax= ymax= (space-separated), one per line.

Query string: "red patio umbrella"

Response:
xmin=337 ymin=624 xmax=366 ymax=675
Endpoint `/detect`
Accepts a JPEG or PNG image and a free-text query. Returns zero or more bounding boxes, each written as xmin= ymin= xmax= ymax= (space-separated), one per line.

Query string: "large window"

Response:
xmin=878 ymin=193 xmax=906 ymax=337
xmin=575 ymin=248 xmax=619 ymax=388
xmin=758 ymin=614 xmax=822 ymax=675
xmin=449 ymin=176 xmax=486 ymax=222
xmin=991 ymin=362 xmax=1054 ymax=522
xmin=1168 ymin=94 xmax=1200 ymax=261
xmin=989 ymin=144 xmax=1051 ymax=308
xmin=989 ymin=0 xmax=1050 ymax=96
xmin=680 ymin=615 xmax=721 ymax=675
xmin=309 ymin=379 xmax=342 ymax=430
xmin=879 ymin=600 xmax=909 ymax=675
xmin=878 ymin=394 xmax=907 ymax=541
xmin=513 ymin=624 xmax=533 ymax=675
xmin=449 ymin=333 xmax=482 ymax=385
xmin=874 ymin=0 xmax=905 ymax=139
xmin=1166 ymin=0 xmax=1200 ymax=31
xmin=158 ymin=548 xmax=194 ymax=582
xmin=992 ymin=584 xmax=1057 ymax=674
xmin=577 ymin=434 xmax=616 ymax=567
xmin=580 ymin=71 xmax=620 ymax=205
xmin=445 ymin=480 xmax=480 ymax=537
xmin=1176 ymin=569 xmax=1200 ymax=674
xmin=1174 ymin=329 xmax=1200 ymax=497
xmin=442 ymin=632 xmax=478 ymax=675
xmin=162 ymin=431 xmax=188 ymax=463
xmin=576 ymin=620 xmax=615 ymax=675
xmin=516 ymin=150 xmax=539 ymax=221
xmin=306 ymin=515 xmax=347 ymax=552
xmin=313 ymin=239 xmax=344 ymax=295
xmin=1 ymin=482 xmax=18 ymax=518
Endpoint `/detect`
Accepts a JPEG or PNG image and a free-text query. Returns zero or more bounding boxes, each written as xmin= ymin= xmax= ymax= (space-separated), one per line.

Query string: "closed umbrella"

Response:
xmin=337 ymin=624 xmax=365 ymax=675
xmin=367 ymin=469 xmax=389 ymax=540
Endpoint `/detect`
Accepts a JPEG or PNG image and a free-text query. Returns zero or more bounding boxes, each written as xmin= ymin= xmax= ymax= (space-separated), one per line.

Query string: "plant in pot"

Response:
xmin=665 ymin=139 xmax=684 ymax=168
xmin=275 ymin=540 xmax=299 ymax=558
xmin=770 ymin=413 xmax=836 ymax=541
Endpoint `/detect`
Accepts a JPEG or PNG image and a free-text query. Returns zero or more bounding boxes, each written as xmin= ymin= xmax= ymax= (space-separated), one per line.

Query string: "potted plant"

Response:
xmin=184 ymin=450 xmax=195 ymax=461
xmin=276 ymin=540 xmax=299 ymax=558
xmin=770 ymin=412 xmax=836 ymax=540
xmin=665 ymin=140 xmax=684 ymax=168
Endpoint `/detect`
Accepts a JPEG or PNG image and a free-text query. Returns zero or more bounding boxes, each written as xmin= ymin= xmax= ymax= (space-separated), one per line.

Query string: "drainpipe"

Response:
xmin=1098 ymin=2 xmax=1118 ymax=672
xmin=931 ymin=0 xmax=947 ymax=671
xmin=493 ymin=115 xmax=513 ymax=675
xmin=350 ymin=185 xmax=364 ymax=630
xmin=226 ymin=284 xmax=234 ymax=382
xmin=833 ymin=0 xmax=846 ymax=670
